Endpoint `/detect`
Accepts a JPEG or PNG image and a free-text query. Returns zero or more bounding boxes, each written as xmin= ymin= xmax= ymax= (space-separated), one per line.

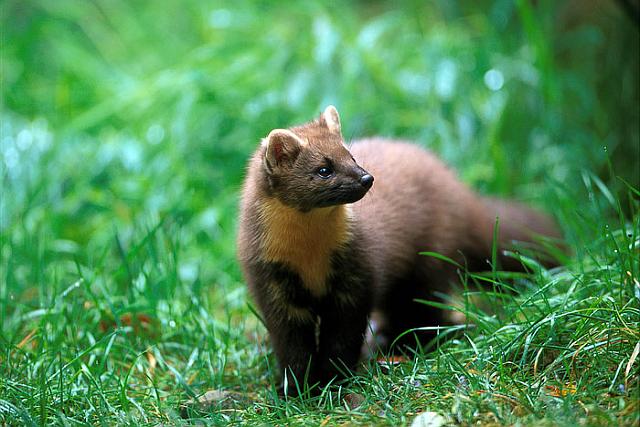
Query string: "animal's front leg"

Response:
xmin=266 ymin=315 xmax=321 ymax=395
xmin=316 ymin=301 xmax=370 ymax=384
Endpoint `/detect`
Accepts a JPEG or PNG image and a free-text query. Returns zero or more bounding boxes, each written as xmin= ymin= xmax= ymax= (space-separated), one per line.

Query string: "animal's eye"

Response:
xmin=317 ymin=167 xmax=333 ymax=178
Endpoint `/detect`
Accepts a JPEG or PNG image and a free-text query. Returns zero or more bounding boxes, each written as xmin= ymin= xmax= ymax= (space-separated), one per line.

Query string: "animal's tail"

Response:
xmin=467 ymin=197 xmax=564 ymax=271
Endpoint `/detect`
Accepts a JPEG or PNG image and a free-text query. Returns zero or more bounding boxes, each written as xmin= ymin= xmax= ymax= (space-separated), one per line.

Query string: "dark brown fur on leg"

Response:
xmin=372 ymin=259 xmax=459 ymax=352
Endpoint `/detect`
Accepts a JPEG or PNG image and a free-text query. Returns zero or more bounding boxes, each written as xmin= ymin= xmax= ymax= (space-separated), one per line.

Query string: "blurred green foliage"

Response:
xmin=2 ymin=0 xmax=638 ymax=279
xmin=3 ymin=0 xmax=639 ymax=221
xmin=0 ymin=0 xmax=638 ymax=424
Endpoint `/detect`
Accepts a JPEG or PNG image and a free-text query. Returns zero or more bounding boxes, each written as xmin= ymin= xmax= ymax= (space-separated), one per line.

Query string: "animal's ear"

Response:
xmin=320 ymin=105 xmax=341 ymax=134
xmin=263 ymin=129 xmax=304 ymax=171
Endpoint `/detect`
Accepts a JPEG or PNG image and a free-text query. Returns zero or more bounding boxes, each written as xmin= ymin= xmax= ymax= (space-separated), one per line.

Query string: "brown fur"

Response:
xmin=348 ymin=139 xmax=561 ymax=277
xmin=237 ymin=106 xmax=562 ymax=394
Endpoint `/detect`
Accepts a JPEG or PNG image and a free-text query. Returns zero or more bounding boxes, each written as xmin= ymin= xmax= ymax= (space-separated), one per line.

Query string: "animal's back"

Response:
xmin=351 ymin=138 xmax=560 ymax=270
xmin=349 ymin=139 xmax=482 ymax=284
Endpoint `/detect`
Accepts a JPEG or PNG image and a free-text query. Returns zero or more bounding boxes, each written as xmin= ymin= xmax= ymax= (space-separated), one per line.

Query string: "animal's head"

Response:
xmin=261 ymin=105 xmax=373 ymax=211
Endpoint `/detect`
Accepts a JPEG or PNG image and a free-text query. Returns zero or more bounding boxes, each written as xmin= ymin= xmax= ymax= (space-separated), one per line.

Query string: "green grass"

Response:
xmin=1 ymin=0 xmax=639 ymax=425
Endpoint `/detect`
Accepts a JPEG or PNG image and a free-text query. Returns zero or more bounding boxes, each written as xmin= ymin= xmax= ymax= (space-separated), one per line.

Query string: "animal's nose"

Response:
xmin=360 ymin=174 xmax=374 ymax=189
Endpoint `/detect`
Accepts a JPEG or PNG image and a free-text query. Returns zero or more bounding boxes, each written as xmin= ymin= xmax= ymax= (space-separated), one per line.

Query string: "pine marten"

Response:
xmin=237 ymin=106 xmax=561 ymax=394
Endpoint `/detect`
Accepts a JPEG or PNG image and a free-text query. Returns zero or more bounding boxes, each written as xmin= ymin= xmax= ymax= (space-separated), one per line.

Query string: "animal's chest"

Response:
xmin=258 ymin=202 xmax=352 ymax=298
xmin=261 ymin=227 xmax=345 ymax=297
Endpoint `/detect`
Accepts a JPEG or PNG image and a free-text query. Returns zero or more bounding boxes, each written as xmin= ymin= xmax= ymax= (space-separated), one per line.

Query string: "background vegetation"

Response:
xmin=1 ymin=0 xmax=638 ymax=425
